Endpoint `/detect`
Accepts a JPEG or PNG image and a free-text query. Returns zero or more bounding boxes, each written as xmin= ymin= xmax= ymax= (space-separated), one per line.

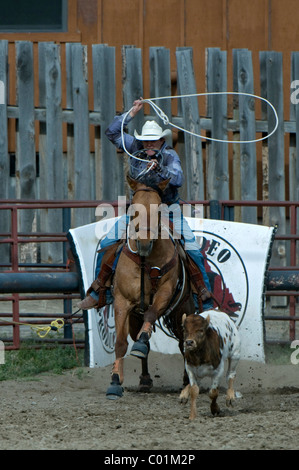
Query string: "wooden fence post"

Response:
xmin=92 ymin=44 xmax=120 ymax=201
xmin=15 ymin=41 xmax=36 ymax=263
xmin=44 ymin=42 xmax=63 ymax=261
xmin=176 ymin=47 xmax=204 ymax=201
xmin=71 ymin=43 xmax=92 ymax=227
xmin=290 ymin=52 xmax=299 ymax=265
xmin=290 ymin=52 xmax=299 ymax=202
xmin=234 ymin=49 xmax=257 ymax=224
xmin=205 ymin=47 xmax=229 ymax=202
xmin=232 ymin=49 xmax=243 ymax=221
xmin=260 ymin=51 xmax=286 ymax=306
xmin=65 ymin=43 xmax=76 ymax=201
xmin=122 ymin=45 xmax=144 ymax=131
xmin=36 ymin=42 xmax=63 ymax=263
xmin=259 ymin=51 xmax=270 ymax=225
xmin=122 ymin=45 xmax=143 ymax=194
xmin=149 ymin=46 xmax=172 ymax=121
xmin=0 ymin=40 xmax=9 ymax=264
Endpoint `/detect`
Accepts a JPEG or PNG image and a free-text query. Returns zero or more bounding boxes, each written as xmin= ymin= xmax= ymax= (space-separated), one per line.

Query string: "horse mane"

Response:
xmin=133 ymin=173 xmax=165 ymax=198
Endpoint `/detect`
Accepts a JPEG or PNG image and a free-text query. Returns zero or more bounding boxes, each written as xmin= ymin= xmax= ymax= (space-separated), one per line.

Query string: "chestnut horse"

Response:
xmin=106 ymin=175 xmax=195 ymax=399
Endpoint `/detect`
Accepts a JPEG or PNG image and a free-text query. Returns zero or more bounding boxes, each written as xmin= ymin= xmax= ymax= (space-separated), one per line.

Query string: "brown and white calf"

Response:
xmin=180 ymin=311 xmax=241 ymax=420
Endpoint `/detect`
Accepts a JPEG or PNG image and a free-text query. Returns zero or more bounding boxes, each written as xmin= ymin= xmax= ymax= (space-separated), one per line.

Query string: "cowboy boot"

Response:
xmin=185 ymin=254 xmax=212 ymax=312
xmin=77 ymin=241 xmax=122 ymax=310
xmin=77 ymin=264 xmax=113 ymax=310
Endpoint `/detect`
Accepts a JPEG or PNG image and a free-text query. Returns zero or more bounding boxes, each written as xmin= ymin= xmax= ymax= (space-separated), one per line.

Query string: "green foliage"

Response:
xmin=265 ymin=343 xmax=293 ymax=365
xmin=0 ymin=343 xmax=84 ymax=381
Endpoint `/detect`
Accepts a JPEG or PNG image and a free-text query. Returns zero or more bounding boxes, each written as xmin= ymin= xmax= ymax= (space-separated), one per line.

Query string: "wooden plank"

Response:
xmin=232 ymin=49 xmax=244 ymax=221
xmin=122 ymin=45 xmax=144 ymax=132
xmin=235 ymin=49 xmax=257 ymax=223
xmin=206 ymin=48 xmax=229 ymax=201
xmin=38 ymin=42 xmax=50 ymax=201
xmin=290 ymin=52 xmax=299 ymax=201
xmin=265 ymin=53 xmax=285 ymax=204
xmin=44 ymin=43 xmax=63 ymax=262
xmin=149 ymin=47 xmax=172 ymax=123
xmin=44 ymin=43 xmax=63 ymax=197
xmin=259 ymin=50 xmax=269 ymax=224
xmin=290 ymin=52 xmax=299 ymax=266
xmin=65 ymin=42 xmax=77 ymax=201
xmin=15 ymin=41 xmax=36 ymax=241
xmin=176 ymin=47 xmax=204 ymax=201
xmin=71 ymin=43 xmax=92 ymax=226
xmin=122 ymin=45 xmax=143 ymax=194
xmin=0 ymin=40 xmax=8 ymax=198
xmin=0 ymin=40 xmax=9 ymax=263
xmin=38 ymin=42 xmax=53 ymax=263
xmin=260 ymin=51 xmax=286 ymax=307
xmin=92 ymin=44 xmax=120 ymax=200
xmin=5 ymin=103 xmax=298 ymax=133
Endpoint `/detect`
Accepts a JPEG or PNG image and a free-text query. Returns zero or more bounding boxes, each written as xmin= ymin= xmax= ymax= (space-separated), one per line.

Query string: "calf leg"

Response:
xmin=209 ymin=388 xmax=220 ymax=415
xmin=180 ymin=365 xmax=200 ymax=419
xmin=180 ymin=383 xmax=200 ymax=420
xmin=225 ymin=357 xmax=239 ymax=407
xmin=179 ymin=384 xmax=190 ymax=404
xmin=189 ymin=384 xmax=199 ymax=420
xmin=209 ymin=368 xmax=223 ymax=415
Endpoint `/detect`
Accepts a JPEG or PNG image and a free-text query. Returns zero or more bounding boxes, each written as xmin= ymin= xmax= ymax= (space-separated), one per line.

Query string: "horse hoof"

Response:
xmin=130 ymin=333 xmax=149 ymax=359
xmin=138 ymin=374 xmax=153 ymax=393
xmin=130 ymin=343 xmax=148 ymax=359
xmin=106 ymin=374 xmax=124 ymax=400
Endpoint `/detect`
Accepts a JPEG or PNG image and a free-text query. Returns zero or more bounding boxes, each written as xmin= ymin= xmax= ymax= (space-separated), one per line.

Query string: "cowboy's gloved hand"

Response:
xmin=130 ymin=97 xmax=144 ymax=117
xmin=147 ymin=159 xmax=161 ymax=171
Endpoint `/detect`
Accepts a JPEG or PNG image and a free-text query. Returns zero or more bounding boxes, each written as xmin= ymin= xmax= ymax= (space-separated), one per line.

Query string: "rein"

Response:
xmin=127 ymin=184 xmax=177 ymax=309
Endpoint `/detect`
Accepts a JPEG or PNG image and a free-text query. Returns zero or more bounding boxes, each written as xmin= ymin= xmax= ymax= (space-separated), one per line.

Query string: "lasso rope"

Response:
xmin=121 ymin=92 xmax=279 ymax=160
xmin=1 ymin=318 xmax=64 ymax=338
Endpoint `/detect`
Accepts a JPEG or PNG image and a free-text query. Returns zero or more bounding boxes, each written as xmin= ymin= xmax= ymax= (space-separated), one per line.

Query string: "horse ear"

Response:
xmin=127 ymin=174 xmax=138 ymax=192
xmin=158 ymin=178 xmax=170 ymax=193
xmin=205 ymin=314 xmax=210 ymax=327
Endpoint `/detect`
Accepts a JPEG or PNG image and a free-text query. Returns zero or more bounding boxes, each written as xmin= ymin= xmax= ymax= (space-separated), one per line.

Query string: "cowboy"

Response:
xmin=77 ymin=98 xmax=213 ymax=311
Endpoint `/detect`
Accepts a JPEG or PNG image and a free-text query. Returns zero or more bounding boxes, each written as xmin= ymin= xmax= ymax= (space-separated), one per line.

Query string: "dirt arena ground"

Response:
xmin=0 ymin=351 xmax=299 ymax=451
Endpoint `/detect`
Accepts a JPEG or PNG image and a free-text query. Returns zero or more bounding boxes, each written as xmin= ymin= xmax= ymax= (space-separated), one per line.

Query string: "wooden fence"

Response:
xmin=0 ymin=41 xmax=298 ymax=271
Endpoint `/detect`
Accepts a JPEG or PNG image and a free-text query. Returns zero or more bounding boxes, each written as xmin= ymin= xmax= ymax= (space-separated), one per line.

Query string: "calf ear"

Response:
xmin=182 ymin=313 xmax=187 ymax=325
xmin=205 ymin=314 xmax=210 ymax=326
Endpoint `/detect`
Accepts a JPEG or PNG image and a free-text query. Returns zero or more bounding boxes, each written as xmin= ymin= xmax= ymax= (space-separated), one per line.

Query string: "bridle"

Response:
xmin=125 ymin=185 xmax=177 ymax=313
xmin=129 ymin=186 xmax=163 ymax=240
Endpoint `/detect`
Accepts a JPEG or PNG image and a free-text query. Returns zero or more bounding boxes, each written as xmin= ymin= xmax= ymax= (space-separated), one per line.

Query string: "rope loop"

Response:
xmin=121 ymin=92 xmax=279 ymax=161
xmin=31 ymin=319 xmax=65 ymax=338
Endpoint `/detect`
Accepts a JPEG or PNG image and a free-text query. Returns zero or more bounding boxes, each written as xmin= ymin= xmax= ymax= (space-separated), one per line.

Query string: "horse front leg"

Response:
xmin=130 ymin=285 xmax=172 ymax=359
xmin=106 ymin=301 xmax=130 ymax=400
xmin=129 ymin=313 xmax=153 ymax=392
xmin=130 ymin=316 xmax=153 ymax=359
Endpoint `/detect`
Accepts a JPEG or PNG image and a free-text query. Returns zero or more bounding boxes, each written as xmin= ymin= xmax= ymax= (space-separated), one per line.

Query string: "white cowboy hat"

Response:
xmin=134 ymin=120 xmax=172 ymax=141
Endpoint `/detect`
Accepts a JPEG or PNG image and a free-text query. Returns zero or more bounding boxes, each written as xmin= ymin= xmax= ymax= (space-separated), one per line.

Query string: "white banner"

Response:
xmin=69 ymin=217 xmax=274 ymax=366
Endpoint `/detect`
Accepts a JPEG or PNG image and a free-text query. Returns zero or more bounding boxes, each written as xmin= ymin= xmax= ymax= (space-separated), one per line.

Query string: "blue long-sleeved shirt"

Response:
xmin=105 ymin=113 xmax=184 ymax=204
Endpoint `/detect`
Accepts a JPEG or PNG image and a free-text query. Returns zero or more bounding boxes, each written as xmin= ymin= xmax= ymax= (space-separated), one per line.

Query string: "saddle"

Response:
xmin=90 ymin=229 xmax=212 ymax=311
